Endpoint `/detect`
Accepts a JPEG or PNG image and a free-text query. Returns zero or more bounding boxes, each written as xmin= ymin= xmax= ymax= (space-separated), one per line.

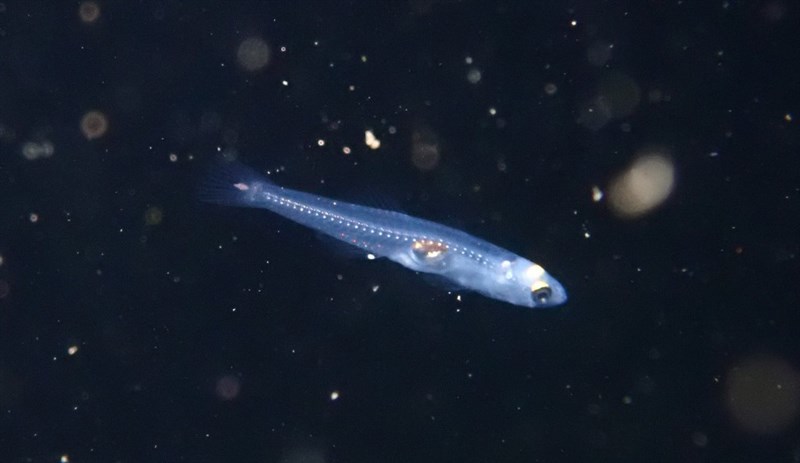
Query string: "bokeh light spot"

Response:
xmin=215 ymin=374 xmax=242 ymax=401
xmin=725 ymin=354 xmax=800 ymax=435
xmin=78 ymin=1 xmax=101 ymax=24
xmin=80 ymin=110 xmax=109 ymax=140
xmin=237 ymin=37 xmax=270 ymax=72
xmin=411 ymin=128 xmax=441 ymax=172
xmin=691 ymin=431 xmax=708 ymax=447
xmin=466 ymin=68 xmax=481 ymax=84
xmin=144 ymin=207 xmax=163 ymax=226
xmin=281 ymin=447 xmax=326 ymax=463
xmin=21 ymin=140 xmax=55 ymax=160
xmin=607 ymin=151 xmax=675 ymax=219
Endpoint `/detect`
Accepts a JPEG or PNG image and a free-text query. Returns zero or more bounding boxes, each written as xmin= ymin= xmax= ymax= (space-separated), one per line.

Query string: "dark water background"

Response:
xmin=1 ymin=1 xmax=798 ymax=462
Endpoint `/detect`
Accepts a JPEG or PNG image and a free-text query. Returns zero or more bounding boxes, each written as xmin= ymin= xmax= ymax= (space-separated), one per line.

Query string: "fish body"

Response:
xmin=202 ymin=161 xmax=567 ymax=308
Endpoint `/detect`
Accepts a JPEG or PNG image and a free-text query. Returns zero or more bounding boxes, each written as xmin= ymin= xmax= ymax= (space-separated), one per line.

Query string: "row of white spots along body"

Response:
xmin=263 ymin=189 xmax=491 ymax=265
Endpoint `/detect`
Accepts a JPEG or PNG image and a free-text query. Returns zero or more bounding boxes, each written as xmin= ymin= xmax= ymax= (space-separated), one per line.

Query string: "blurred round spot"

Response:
xmin=78 ymin=1 xmax=101 ymax=24
xmin=544 ymin=82 xmax=558 ymax=95
xmin=578 ymin=72 xmax=641 ymax=130
xmin=598 ymin=71 xmax=641 ymax=118
xmin=144 ymin=206 xmax=163 ymax=226
xmin=80 ymin=110 xmax=109 ymax=140
xmin=725 ymin=354 xmax=800 ymax=435
xmin=21 ymin=140 xmax=54 ymax=160
xmin=691 ymin=431 xmax=708 ymax=447
xmin=411 ymin=128 xmax=440 ymax=171
xmin=237 ymin=37 xmax=270 ymax=72
xmin=608 ymin=152 xmax=675 ymax=219
xmin=281 ymin=447 xmax=326 ymax=463
xmin=496 ymin=157 xmax=507 ymax=172
xmin=215 ymin=374 xmax=242 ymax=401
xmin=466 ymin=68 xmax=482 ymax=84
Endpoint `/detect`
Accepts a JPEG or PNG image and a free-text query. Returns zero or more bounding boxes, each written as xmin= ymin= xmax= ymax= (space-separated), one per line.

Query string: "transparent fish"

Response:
xmin=201 ymin=161 xmax=567 ymax=308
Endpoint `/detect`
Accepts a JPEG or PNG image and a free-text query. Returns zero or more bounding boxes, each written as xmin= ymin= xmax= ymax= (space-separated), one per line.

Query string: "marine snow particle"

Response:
xmin=237 ymin=37 xmax=270 ymax=72
xmin=725 ymin=353 xmax=800 ymax=435
xmin=215 ymin=374 xmax=242 ymax=401
xmin=78 ymin=1 xmax=101 ymax=24
xmin=80 ymin=110 xmax=109 ymax=140
xmin=607 ymin=152 xmax=675 ymax=219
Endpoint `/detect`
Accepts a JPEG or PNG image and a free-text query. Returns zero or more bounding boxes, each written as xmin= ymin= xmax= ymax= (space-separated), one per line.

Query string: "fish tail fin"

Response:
xmin=198 ymin=158 xmax=273 ymax=207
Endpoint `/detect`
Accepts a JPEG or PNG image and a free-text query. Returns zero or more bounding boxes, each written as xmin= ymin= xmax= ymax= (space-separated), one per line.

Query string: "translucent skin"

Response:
xmin=202 ymin=161 xmax=567 ymax=308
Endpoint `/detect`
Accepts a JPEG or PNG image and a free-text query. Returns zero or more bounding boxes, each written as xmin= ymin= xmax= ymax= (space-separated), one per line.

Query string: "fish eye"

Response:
xmin=531 ymin=286 xmax=552 ymax=305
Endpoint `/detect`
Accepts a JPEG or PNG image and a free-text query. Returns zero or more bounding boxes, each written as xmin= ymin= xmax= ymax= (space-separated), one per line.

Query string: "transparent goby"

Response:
xmin=201 ymin=160 xmax=567 ymax=308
